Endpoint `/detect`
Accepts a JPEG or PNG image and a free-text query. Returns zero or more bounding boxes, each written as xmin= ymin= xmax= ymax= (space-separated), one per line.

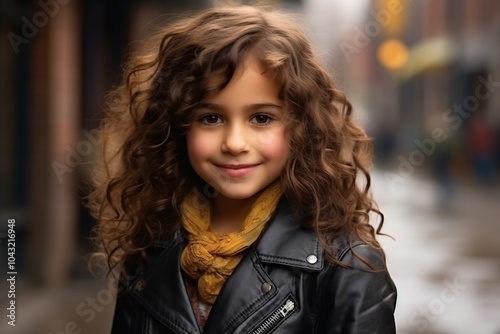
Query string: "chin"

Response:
xmin=217 ymin=190 xmax=256 ymax=201
xmin=213 ymin=185 xmax=260 ymax=201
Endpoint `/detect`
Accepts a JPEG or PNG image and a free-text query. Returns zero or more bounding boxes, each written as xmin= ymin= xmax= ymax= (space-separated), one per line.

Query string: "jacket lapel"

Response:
xmin=127 ymin=197 xmax=324 ymax=334
xmin=129 ymin=233 xmax=201 ymax=334
xmin=254 ymin=198 xmax=324 ymax=271
xmin=202 ymin=197 xmax=324 ymax=333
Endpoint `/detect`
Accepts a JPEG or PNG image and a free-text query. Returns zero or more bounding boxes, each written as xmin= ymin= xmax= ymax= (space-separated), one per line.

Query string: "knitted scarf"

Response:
xmin=180 ymin=182 xmax=282 ymax=305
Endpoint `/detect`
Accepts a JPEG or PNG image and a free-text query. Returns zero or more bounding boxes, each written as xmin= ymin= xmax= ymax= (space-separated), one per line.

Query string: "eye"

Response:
xmin=199 ymin=114 xmax=222 ymax=125
xmin=251 ymin=114 xmax=273 ymax=125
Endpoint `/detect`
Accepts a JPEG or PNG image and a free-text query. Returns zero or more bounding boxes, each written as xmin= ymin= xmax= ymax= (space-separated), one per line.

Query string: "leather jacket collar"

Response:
xmin=126 ymin=197 xmax=326 ymax=333
xmin=113 ymin=196 xmax=397 ymax=334
xmin=254 ymin=197 xmax=324 ymax=271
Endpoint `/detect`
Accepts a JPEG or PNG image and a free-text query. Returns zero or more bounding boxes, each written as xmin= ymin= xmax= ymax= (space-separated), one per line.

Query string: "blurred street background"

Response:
xmin=1 ymin=0 xmax=499 ymax=333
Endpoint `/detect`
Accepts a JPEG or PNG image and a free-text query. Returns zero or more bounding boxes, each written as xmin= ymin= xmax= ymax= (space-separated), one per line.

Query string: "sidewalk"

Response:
xmin=0 ymin=279 xmax=114 ymax=334
xmin=372 ymin=169 xmax=500 ymax=334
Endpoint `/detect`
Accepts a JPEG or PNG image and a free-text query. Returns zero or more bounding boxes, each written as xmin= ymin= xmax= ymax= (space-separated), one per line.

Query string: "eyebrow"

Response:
xmin=196 ymin=102 xmax=283 ymax=112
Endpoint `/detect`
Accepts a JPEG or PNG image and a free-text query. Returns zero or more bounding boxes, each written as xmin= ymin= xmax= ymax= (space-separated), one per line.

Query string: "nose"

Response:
xmin=221 ymin=123 xmax=249 ymax=155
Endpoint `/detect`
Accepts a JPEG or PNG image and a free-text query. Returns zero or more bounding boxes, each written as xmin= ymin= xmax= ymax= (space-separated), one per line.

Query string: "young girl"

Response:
xmin=88 ymin=6 xmax=396 ymax=334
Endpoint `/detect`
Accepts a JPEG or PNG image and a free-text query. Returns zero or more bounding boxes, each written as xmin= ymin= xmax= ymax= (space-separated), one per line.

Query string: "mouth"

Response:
xmin=215 ymin=163 xmax=260 ymax=177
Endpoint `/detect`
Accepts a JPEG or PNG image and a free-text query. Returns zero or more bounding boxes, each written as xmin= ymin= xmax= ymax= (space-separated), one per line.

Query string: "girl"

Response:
xmin=88 ymin=6 xmax=397 ymax=334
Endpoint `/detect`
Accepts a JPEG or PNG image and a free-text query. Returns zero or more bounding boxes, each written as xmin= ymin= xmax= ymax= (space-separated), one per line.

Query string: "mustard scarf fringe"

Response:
xmin=180 ymin=182 xmax=282 ymax=305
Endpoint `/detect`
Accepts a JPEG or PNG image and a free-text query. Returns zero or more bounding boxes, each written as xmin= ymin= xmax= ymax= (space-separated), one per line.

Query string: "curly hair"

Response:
xmin=87 ymin=6 xmax=385 ymax=278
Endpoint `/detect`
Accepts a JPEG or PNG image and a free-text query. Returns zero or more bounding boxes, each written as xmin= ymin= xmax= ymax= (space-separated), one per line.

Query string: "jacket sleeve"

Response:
xmin=319 ymin=244 xmax=397 ymax=334
xmin=110 ymin=274 xmax=137 ymax=334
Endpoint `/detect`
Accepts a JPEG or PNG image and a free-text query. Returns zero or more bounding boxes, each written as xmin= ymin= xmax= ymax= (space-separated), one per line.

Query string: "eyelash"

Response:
xmin=198 ymin=114 xmax=222 ymax=125
xmin=197 ymin=113 xmax=274 ymax=126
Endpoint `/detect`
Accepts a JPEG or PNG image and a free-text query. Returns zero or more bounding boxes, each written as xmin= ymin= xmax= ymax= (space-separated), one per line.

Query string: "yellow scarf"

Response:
xmin=180 ymin=182 xmax=282 ymax=305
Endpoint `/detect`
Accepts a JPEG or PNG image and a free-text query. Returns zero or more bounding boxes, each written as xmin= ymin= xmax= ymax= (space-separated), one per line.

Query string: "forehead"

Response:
xmin=202 ymin=57 xmax=282 ymax=106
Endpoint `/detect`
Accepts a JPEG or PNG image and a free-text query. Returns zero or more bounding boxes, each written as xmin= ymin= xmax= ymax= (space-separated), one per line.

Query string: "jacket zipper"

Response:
xmin=251 ymin=298 xmax=295 ymax=334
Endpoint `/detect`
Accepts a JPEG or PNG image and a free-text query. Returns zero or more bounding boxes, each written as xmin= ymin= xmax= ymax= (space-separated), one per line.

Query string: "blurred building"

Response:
xmin=342 ymin=0 xmax=500 ymax=184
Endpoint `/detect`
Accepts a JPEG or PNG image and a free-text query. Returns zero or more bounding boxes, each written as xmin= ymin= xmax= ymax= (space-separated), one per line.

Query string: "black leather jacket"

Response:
xmin=111 ymin=199 xmax=397 ymax=334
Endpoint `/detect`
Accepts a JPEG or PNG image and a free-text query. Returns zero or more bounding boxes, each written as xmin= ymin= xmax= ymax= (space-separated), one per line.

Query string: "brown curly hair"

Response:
xmin=87 ymin=6 xmax=385 ymax=278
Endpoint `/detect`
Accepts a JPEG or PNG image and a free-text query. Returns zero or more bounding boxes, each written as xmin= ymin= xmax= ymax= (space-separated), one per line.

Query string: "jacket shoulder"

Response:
xmin=327 ymin=231 xmax=387 ymax=271
xmin=317 ymin=232 xmax=397 ymax=333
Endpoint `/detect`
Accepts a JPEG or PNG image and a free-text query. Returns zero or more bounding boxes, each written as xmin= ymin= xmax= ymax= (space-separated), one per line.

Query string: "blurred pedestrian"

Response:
xmin=467 ymin=111 xmax=495 ymax=185
xmin=431 ymin=134 xmax=457 ymax=213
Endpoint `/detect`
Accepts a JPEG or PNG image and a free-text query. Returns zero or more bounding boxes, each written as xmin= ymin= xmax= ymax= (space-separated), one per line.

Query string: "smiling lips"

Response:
xmin=216 ymin=164 xmax=260 ymax=177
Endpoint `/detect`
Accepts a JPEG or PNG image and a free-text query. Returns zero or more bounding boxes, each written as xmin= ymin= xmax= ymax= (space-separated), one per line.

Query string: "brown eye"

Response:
xmin=251 ymin=114 xmax=273 ymax=125
xmin=199 ymin=114 xmax=222 ymax=125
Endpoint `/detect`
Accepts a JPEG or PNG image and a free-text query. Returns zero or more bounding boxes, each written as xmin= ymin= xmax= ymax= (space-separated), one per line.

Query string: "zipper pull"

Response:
xmin=252 ymin=298 xmax=296 ymax=334
xmin=279 ymin=299 xmax=295 ymax=317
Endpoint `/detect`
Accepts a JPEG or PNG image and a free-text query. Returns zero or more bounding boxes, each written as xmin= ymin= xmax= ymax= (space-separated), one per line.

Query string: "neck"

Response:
xmin=210 ymin=193 xmax=260 ymax=233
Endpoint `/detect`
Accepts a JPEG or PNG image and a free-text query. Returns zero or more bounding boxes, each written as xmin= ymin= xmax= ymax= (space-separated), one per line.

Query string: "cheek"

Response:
xmin=258 ymin=131 xmax=290 ymax=165
xmin=186 ymin=131 xmax=210 ymax=164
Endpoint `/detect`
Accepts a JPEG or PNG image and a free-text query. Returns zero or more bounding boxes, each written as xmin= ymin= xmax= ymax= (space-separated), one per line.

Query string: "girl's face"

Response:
xmin=187 ymin=58 xmax=290 ymax=201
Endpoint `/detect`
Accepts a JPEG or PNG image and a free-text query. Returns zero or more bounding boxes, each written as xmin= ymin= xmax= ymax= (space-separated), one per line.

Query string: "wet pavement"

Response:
xmin=0 ymin=279 xmax=115 ymax=334
xmin=374 ymin=170 xmax=500 ymax=334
